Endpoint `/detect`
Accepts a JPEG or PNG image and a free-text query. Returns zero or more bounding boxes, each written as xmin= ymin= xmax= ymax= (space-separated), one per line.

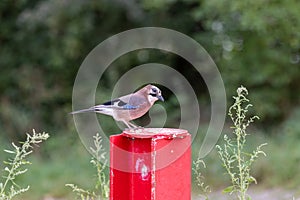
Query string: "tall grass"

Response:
xmin=0 ymin=130 xmax=49 ymax=200
xmin=66 ymin=133 xmax=109 ymax=200
xmin=216 ymin=86 xmax=267 ymax=199
xmin=193 ymin=86 xmax=268 ymax=199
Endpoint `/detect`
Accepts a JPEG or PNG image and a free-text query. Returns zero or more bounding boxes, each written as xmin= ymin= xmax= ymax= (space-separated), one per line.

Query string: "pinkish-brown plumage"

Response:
xmin=70 ymin=84 xmax=164 ymax=129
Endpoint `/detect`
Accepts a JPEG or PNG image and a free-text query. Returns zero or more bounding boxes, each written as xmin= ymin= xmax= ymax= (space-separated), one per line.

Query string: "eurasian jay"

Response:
xmin=70 ymin=84 xmax=164 ymax=129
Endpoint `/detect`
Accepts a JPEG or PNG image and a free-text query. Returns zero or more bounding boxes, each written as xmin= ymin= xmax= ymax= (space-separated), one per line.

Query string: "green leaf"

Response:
xmin=4 ymin=167 xmax=11 ymax=172
xmin=222 ymin=186 xmax=234 ymax=193
xmin=248 ymin=176 xmax=257 ymax=184
xmin=4 ymin=149 xmax=15 ymax=154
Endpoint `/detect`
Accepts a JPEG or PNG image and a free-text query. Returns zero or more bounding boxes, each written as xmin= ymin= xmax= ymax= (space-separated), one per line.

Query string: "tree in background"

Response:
xmin=193 ymin=0 xmax=300 ymax=122
xmin=0 ymin=0 xmax=299 ymax=140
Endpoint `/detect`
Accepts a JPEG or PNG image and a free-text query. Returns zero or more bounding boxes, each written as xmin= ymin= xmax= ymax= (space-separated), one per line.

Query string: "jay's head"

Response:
xmin=139 ymin=84 xmax=164 ymax=104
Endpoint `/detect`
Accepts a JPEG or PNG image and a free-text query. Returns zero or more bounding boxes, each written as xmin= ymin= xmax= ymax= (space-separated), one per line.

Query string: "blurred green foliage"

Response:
xmin=196 ymin=0 xmax=300 ymax=122
xmin=1 ymin=0 xmax=299 ymax=140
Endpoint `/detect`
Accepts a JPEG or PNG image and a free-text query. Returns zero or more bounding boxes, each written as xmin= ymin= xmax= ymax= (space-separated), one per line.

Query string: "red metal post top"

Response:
xmin=110 ymin=128 xmax=191 ymax=200
xmin=122 ymin=127 xmax=189 ymax=138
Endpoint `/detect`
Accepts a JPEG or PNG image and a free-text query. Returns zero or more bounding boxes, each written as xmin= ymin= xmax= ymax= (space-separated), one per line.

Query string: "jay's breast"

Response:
xmin=113 ymin=104 xmax=150 ymax=121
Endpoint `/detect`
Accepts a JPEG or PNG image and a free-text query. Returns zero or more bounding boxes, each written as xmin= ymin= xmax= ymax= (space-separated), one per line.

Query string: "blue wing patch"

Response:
xmin=122 ymin=104 xmax=139 ymax=110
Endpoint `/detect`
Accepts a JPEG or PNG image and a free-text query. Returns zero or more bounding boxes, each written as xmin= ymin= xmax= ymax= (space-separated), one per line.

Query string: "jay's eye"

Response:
xmin=151 ymin=88 xmax=157 ymax=93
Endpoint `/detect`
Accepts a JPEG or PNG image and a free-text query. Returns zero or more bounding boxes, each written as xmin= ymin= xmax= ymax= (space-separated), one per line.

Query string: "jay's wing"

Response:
xmin=97 ymin=94 xmax=140 ymax=110
xmin=70 ymin=93 xmax=146 ymax=115
xmin=92 ymin=94 xmax=145 ymax=116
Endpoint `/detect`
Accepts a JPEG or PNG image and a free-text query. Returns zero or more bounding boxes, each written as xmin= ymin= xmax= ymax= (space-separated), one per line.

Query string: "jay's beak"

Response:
xmin=158 ymin=95 xmax=164 ymax=102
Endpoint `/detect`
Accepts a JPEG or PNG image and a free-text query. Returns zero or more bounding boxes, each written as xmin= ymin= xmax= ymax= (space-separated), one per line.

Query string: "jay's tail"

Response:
xmin=70 ymin=108 xmax=96 ymax=114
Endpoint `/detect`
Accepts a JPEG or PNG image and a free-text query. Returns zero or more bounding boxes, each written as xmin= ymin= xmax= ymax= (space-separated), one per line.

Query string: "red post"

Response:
xmin=110 ymin=128 xmax=191 ymax=200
